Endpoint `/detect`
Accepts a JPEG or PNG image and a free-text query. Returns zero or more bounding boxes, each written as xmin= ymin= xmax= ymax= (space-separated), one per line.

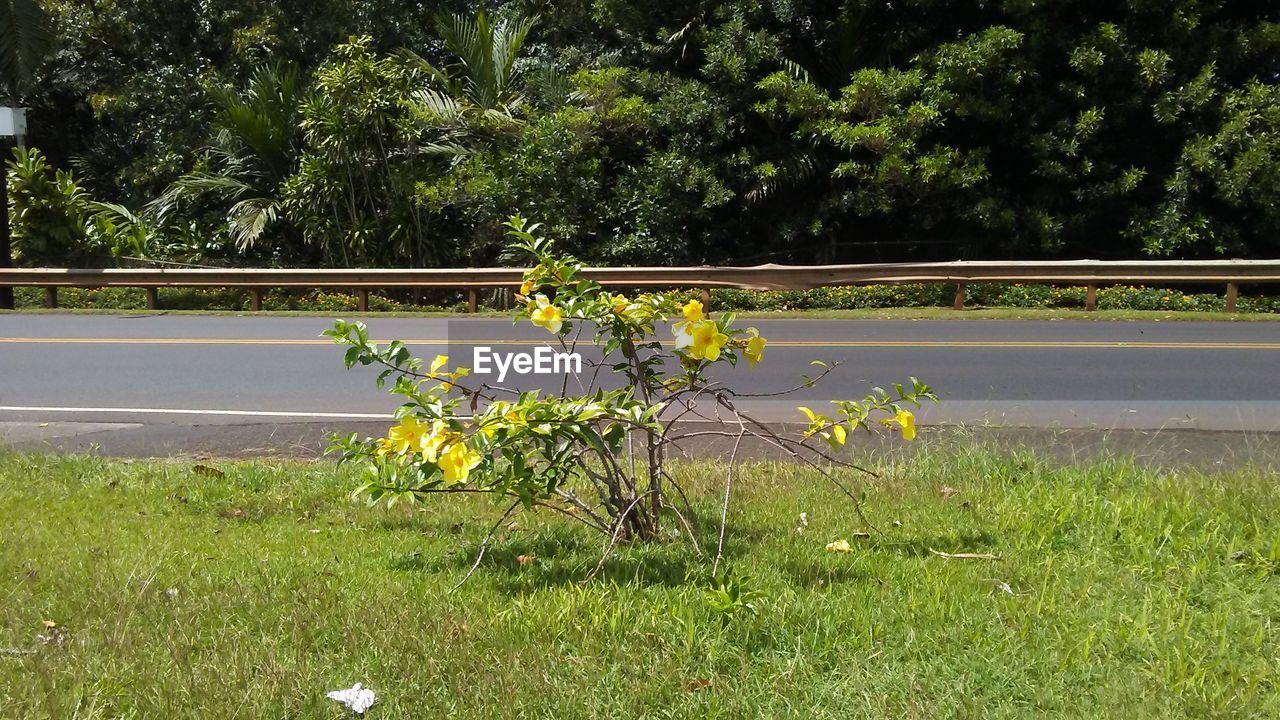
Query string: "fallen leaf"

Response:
xmin=193 ymin=465 xmax=225 ymax=479
xmin=516 ymin=554 xmax=537 ymax=566
xmin=41 ymin=620 xmax=56 ymax=629
xmin=684 ymin=678 xmax=711 ymax=692
xmin=938 ymin=486 xmax=959 ymax=499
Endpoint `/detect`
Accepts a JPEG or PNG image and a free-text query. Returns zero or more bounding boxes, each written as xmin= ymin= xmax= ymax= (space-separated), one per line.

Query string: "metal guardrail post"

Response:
xmin=1226 ymin=283 xmax=1239 ymax=313
xmin=250 ymin=288 xmax=263 ymax=312
xmin=952 ymin=283 xmax=966 ymax=310
xmin=44 ymin=287 xmax=57 ymax=309
xmin=145 ymin=288 xmax=159 ymax=310
xmin=700 ymin=288 xmax=711 ymax=310
xmin=357 ymin=289 xmax=369 ymax=312
xmin=1086 ymin=285 xmax=1097 ymax=311
xmin=467 ymin=288 xmax=479 ymax=314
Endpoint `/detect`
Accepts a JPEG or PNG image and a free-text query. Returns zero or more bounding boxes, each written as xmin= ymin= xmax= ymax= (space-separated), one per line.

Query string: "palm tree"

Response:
xmin=401 ymin=10 xmax=538 ymax=123
xmin=155 ymin=64 xmax=302 ymax=253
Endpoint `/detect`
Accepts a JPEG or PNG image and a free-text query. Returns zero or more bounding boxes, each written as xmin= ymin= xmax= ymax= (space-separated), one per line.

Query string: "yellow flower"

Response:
xmin=418 ymin=422 xmax=451 ymax=461
xmin=430 ymin=354 xmax=448 ymax=375
xmin=880 ymin=409 xmax=917 ymax=441
xmin=387 ymin=416 xmax=429 ymax=454
xmin=611 ymin=294 xmax=642 ymax=319
xmin=825 ymin=539 xmax=853 ymax=553
xmin=519 ymin=279 xmax=535 ymax=296
xmin=674 ymin=318 xmax=728 ymax=361
xmin=743 ymin=327 xmax=766 ymax=368
xmin=529 ymin=295 xmax=564 ymax=334
xmin=387 ymin=416 xmax=456 ymax=459
xmin=437 ymin=441 xmax=482 ymax=485
xmin=681 ymin=299 xmax=704 ymax=323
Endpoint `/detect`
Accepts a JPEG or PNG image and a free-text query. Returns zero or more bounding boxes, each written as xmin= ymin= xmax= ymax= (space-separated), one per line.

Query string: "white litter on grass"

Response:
xmin=327 ymin=683 xmax=376 ymax=714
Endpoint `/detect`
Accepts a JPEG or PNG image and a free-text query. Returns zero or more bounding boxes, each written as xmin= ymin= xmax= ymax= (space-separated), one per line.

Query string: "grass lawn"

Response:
xmin=1 ymin=447 xmax=1277 ymax=718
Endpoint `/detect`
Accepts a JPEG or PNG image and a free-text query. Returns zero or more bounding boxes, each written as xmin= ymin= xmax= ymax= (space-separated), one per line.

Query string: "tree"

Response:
xmin=421 ymin=10 xmax=538 ymax=117
xmin=155 ymin=64 xmax=303 ymax=256
xmin=1 ymin=0 xmax=54 ymax=307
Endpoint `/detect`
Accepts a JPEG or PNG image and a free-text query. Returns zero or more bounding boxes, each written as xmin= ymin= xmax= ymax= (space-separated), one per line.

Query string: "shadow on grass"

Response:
xmin=389 ymin=528 xmax=707 ymax=592
xmin=867 ymin=531 xmax=999 ymax=557
xmin=385 ymin=512 xmax=996 ymax=594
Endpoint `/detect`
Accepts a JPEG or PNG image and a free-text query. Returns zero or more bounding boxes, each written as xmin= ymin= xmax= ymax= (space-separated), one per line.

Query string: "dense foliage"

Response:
xmin=8 ymin=1 xmax=1280 ymax=266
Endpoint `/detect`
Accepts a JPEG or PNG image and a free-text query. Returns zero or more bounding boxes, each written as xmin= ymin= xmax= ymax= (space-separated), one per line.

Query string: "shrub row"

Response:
xmin=709 ymin=283 xmax=1280 ymax=314
xmin=11 ymin=283 xmax=1280 ymax=314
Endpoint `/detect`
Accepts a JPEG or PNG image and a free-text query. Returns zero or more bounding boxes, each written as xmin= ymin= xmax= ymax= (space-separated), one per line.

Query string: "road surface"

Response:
xmin=0 ymin=313 xmax=1277 ymax=457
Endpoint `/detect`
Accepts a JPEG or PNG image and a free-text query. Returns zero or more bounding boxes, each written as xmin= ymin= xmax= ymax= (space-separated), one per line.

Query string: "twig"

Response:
xmin=712 ymin=419 xmax=746 ymax=575
xmin=450 ymin=501 xmax=521 ymax=592
xmin=929 ymin=549 xmax=1001 ymax=561
xmin=583 ymin=490 xmax=656 ymax=583
xmin=661 ymin=497 xmax=703 ymax=556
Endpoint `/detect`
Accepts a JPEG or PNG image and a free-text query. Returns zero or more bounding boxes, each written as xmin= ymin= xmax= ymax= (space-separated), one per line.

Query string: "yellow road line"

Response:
xmin=1 ymin=337 xmax=1278 ymax=349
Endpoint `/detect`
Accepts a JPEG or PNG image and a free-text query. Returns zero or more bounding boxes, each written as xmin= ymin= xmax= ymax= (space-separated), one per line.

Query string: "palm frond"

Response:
xmin=436 ymin=10 xmax=537 ymax=113
xmin=208 ymin=64 xmax=301 ymax=183
xmin=781 ymin=59 xmax=814 ymax=85
xmin=87 ymin=201 xmax=145 ymax=229
xmin=151 ymin=172 xmax=252 ymax=217
xmin=746 ymin=151 xmax=824 ymax=205
xmin=227 ymin=197 xmax=280 ymax=251
xmin=0 ymin=0 xmax=53 ymax=99
xmin=413 ymin=88 xmax=465 ymax=123
xmin=394 ymin=48 xmax=453 ymax=89
xmin=420 ymin=142 xmax=473 ymax=161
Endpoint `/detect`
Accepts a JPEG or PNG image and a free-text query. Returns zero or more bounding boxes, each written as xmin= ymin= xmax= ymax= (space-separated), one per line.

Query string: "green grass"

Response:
xmin=1 ymin=447 xmax=1278 ymax=717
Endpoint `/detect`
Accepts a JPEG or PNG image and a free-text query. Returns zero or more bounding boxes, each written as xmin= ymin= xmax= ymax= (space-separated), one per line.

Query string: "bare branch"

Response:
xmin=450 ymin=500 xmax=521 ymax=592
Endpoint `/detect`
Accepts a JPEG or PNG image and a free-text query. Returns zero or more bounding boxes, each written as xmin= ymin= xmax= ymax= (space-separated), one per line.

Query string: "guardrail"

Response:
xmin=1 ymin=259 xmax=1278 ymax=312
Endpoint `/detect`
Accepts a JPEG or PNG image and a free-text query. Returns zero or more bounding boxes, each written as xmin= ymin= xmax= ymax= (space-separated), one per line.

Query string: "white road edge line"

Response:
xmin=0 ymin=405 xmax=394 ymax=419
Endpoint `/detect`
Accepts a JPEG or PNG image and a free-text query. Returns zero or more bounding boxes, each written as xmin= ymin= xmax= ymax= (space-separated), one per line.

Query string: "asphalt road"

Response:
xmin=1 ymin=313 xmax=1278 ymax=456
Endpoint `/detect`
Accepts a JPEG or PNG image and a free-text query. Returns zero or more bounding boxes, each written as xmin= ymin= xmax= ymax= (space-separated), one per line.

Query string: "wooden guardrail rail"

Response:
xmin=1 ymin=259 xmax=1278 ymax=312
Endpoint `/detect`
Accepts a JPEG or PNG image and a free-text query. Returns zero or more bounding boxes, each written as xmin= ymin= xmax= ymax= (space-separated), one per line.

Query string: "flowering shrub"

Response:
xmin=328 ymin=216 xmax=935 ymax=574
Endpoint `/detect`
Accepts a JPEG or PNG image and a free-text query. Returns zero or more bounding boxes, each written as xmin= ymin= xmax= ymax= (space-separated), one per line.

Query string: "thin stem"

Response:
xmin=450 ymin=500 xmax=520 ymax=592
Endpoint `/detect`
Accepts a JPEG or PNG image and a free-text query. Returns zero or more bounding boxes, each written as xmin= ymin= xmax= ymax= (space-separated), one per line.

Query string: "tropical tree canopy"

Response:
xmin=7 ymin=1 xmax=1280 ymax=266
